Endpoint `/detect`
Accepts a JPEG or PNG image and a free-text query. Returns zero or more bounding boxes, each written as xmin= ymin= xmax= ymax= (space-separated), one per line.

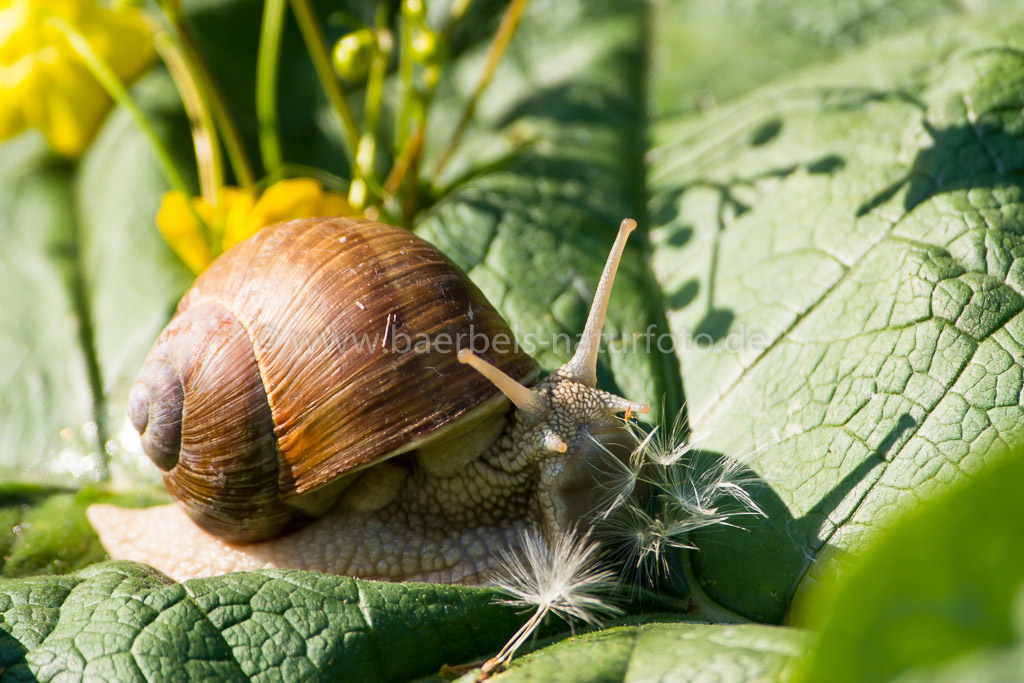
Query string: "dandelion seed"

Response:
xmin=588 ymin=408 xmax=767 ymax=585
xmin=641 ymin=409 xmax=692 ymax=467
xmin=585 ymin=424 xmax=655 ymax=519
xmin=492 ymin=527 xmax=622 ymax=624
xmin=598 ymin=503 xmax=686 ymax=580
xmin=484 ymin=528 xmax=622 ymax=676
xmin=666 ymin=450 xmax=765 ymax=520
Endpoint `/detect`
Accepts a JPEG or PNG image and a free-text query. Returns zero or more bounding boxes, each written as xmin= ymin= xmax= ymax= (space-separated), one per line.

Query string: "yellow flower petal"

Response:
xmin=79 ymin=2 xmax=151 ymax=82
xmin=158 ymin=180 xmax=357 ymax=273
xmin=157 ymin=190 xmax=214 ymax=275
xmin=0 ymin=0 xmax=153 ymax=156
xmin=318 ymin=192 xmax=354 ymax=217
xmin=249 ymin=178 xmax=324 ymax=223
xmin=227 ymin=178 xmax=351 ymax=249
xmin=35 ymin=59 xmax=113 ymax=156
xmin=220 ymin=188 xmax=257 ymax=252
xmin=0 ymin=81 xmax=26 ymax=140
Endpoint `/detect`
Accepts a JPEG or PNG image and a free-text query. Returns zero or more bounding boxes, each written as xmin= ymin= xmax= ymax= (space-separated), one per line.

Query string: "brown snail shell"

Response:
xmin=128 ymin=217 xmax=538 ymax=542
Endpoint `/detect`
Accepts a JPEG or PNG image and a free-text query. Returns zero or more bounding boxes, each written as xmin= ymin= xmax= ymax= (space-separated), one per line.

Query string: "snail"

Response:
xmin=87 ymin=216 xmax=648 ymax=583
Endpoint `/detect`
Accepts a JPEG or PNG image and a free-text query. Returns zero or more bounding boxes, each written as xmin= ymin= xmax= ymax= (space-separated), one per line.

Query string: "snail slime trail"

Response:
xmin=88 ymin=217 xmax=648 ymax=583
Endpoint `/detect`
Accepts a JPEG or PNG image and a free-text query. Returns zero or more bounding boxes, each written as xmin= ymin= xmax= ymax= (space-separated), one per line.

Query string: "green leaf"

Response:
xmin=0 ymin=136 xmax=99 ymax=478
xmin=486 ymin=621 xmax=808 ymax=682
xmin=0 ymin=484 xmax=166 ymax=579
xmin=648 ymin=0 xmax=1007 ymax=117
xmin=0 ymin=561 xmax=541 ymax=682
xmin=75 ymin=70 xmax=198 ymax=439
xmin=792 ymin=449 xmax=1024 ymax=683
xmin=649 ymin=9 xmax=1024 ymax=622
xmin=0 ymin=75 xmax=199 ymax=482
xmin=415 ymin=0 xmax=678 ymax=414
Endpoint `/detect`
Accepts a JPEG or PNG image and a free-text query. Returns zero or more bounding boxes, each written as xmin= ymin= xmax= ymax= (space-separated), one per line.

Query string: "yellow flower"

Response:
xmin=0 ymin=0 xmax=153 ymax=156
xmin=157 ymin=179 xmax=355 ymax=274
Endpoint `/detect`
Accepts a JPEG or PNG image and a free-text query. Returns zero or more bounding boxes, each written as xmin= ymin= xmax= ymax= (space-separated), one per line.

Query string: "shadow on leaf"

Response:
xmin=666 ymin=279 xmax=699 ymax=310
xmin=856 ymin=121 xmax=1024 ymax=218
xmin=0 ymin=630 xmax=33 ymax=682
xmin=687 ymin=413 xmax=917 ymax=624
xmin=692 ymin=308 xmax=735 ymax=343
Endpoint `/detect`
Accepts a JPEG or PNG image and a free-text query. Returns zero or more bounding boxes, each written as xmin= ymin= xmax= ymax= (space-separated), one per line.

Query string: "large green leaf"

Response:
xmin=76 ymin=71 xmax=198 ymax=453
xmin=487 ymin=621 xmax=809 ymax=682
xmin=648 ymin=0 xmax=996 ymax=117
xmin=0 ymin=136 xmax=98 ymax=478
xmin=0 ymin=561 xmax=539 ymax=682
xmin=0 ymin=484 xmax=164 ymax=579
xmin=792 ymin=448 xmax=1024 ymax=682
xmin=649 ymin=9 xmax=1024 ymax=622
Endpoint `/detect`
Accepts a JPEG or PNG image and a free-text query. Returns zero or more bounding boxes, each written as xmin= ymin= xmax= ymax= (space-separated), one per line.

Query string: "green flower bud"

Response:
xmin=411 ymin=28 xmax=443 ymax=64
xmin=402 ymin=0 xmax=427 ymax=22
xmin=332 ymin=29 xmax=377 ymax=82
xmin=419 ymin=64 xmax=441 ymax=93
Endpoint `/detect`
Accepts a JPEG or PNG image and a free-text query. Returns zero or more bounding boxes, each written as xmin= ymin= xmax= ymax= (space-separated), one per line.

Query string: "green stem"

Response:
xmin=153 ymin=0 xmax=255 ymax=192
xmin=174 ymin=18 xmax=256 ymax=191
xmin=385 ymin=52 xmax=436 ymax=218
xmin=149 ymin=27 xmax=222 ymax=206
xmin=256 ymin=0 xmax=287 ymax=176
xmin=396 ymin=14 xmax=414 ymax=153
xmin=289 ymin=0 xmax=360 ymax=164
xmin=432 ymin=0 xmax=529 ymax=178
xmin=383 ymin=118 xmax=424 ymax=196
xmin=49 ymin=16 xmax=193 ymax=200
xmin=350 ymin=11 xmax=390 ymax=210
xmin=678 ymin=552 xmax=751 ymax=624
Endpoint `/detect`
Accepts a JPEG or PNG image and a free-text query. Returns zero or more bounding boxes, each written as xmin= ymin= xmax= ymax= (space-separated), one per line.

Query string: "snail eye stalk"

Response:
xmin=562 ymin=218 xmax=637 ymax=387
xmin=458 ymin=349 xmax=548 ymax=423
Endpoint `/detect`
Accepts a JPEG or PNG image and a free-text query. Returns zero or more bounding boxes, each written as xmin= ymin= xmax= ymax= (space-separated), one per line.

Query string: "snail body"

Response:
xmin=91 ymin=217 xmax=647 ymax=582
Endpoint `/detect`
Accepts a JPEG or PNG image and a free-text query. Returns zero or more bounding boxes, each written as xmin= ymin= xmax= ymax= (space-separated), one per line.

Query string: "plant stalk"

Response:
xmin=289 ymin=0 xmax=360 ymax=164
xmin=256 ymin=0 xmax=287 ymax=176
xmin=431 ymin=0 xmax=529 ymax=178
xmin=396 ymin=11 xmax=415 ymax=153
xmin=156 ymin=0 xmax=256 ymax=191
xmin=382 ymin=119 xmax=425 ymax=199
xmin=49 ymin=17 xmax=194 ymax=204
xmin=349 ymin=10 xmax=391 ymax=210
xmin=174 ymin=19 xmax=256 ymax=191
xmin=149 ymin=26 xmax=222 ymax=206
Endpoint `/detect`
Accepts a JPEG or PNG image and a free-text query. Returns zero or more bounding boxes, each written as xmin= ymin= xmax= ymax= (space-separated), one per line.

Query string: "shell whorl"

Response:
xmin=181 ymin=217 xmax=538 ymax=496
xmin=132 ymin=300 xmax=309 ymax=541
xmin=129 ymin=359 xmax=183 ymax=472
xmin=129 ymin=216 xmax=538 ymax=542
